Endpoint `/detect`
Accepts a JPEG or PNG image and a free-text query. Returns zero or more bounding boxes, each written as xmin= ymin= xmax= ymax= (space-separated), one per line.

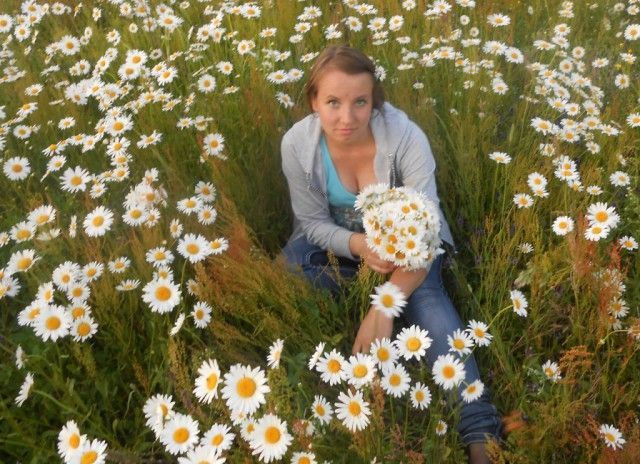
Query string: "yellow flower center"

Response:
xmin=315 ymin=404 xmax=325 ymax=416
xmin=605 ymin=433 xmax=615 ymax=443
xmin=77 ymin=322 xmax=91 ymax=337
xmin=80 ymin=451 xmax=98 ymax=464
xmin=16 ymin=229 xmax=31 ymax=240
xmin=155 ymin=286 xmax=172 ymax=301
xmin=17 ymin=257 xmax=32 ymax=270
xmin=264 ymin=426 xmax=281 ymax=444
xmin=71 ymin=306 xmax=85 ymax=318
xmin=173 ymin=427 xmax=190 ymax=444
xmin=69 ymin=433 xmax=80 ymax=448
xmin=236 ymin=377 xmax=256 ymax=398
xmin=415 ymin=390 xmax=425 ymax=402
xmin=467 ymin=385 xmax=477 ymax=394
xmin=12 ymin=164 xmax=23 ymax=172
xmin=406 ymin=337 xmax=421 ymax=352
xmin=453 ymin=339 xmax=465 ymax=350
xmin=348 ymin=401 xmax=361 ymax=416
xmin=474 ymin=328 xmax=485 ymax=338
xmin=46 ymin=316 xmax=61 ymax=330
xmin=442 ymin=365 xmax=455 ymax=379
xmin=72 ymin=287 xmax=83 ymax=297
xmin=389 ymin=374 xmax=401 ymax=386
xmin=186 ymin=243 xmax=199 ymax=255
xmin=353 ymin=364 xmax=367 ymax=378
xmin=206 ymin=373 xmax=218 ymax=390
xmin=377 ymin=347 xmax=389 ymax=362
xmin=195 ymin=309 xmax=204 ymax=320
xmin=380 ymin=294 xmax=394 ymax=308
xmin=130 ymin=209 xmax=142 ymax=219
xmin=595 ymin=211 xmax=608 ymax=223
xmin=327 ymin=359 xmax=341 ymax=373
xmin=211 ymin=433 xmax=223 ymax=446
xmin=299 ymin=458 xmax=311 ymax=464
xmin=70 ymin=176 xmax=82 ymax=186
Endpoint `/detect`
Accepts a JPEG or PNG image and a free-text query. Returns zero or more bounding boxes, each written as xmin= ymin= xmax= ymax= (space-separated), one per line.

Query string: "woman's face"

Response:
xmin=311 ymin=69 xmax=374 ymax=147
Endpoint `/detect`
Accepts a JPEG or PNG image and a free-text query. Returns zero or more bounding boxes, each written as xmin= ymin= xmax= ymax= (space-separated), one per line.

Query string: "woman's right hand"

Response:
xmin=349 ymin=233 xmax=396 ymax=274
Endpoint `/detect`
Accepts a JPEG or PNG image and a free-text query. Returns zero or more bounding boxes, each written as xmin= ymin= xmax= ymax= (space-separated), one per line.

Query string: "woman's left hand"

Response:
xmin=352 ymin=305 xmax=393 ymax=354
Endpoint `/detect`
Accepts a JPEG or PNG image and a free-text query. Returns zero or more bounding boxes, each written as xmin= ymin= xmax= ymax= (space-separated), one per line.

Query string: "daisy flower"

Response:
xmin=267 ymin=339 xmax=284 ymax=369
xmin=142 ymin=278 xmax=181 ymax=314
xmin=34 ymin=305 xmax=71 ymax=341
xmin=369 ymin=337 xmax=397 ymax=372
xmin=487 ymin=13 xmax=510 ymax=27
xmin=395 ymin=325 xmax=432 ymax=361
xmin=60 ymin=166 xmax=91 ymax=193
xmin=58 ymin=420 xmax=85 ymax=461
xmin=311 ymin=395 xmax=333 ymax=425
xmin=435 ymin=419 xmax=448 ymax=436
xmin=291 ymin=452 xmax=317 ymax=464
xmin=209 ymin=237 xmax=229 ymax=255
xmin=307 ymin=342 xmax=325 ymax=370
xmin=510 ymin=289 xmax=528 ymax=317
xmin=15 ymin=372 xmax=34 ymax=407
xmin=249 ymin=414 xmax=293 ymax=463
xmin=315 ymin=349 xmax=347 ymax=385
xmin=7 ymin=249 xmax=38 ymax=274
xmin=432 ymin=354 xmax=466 ymax=390
xmin=197 ymin=74 xmax=216 ymax=93
xmin=192 ymin=301 xmax=212 ymax=328
xmin=381 ymin=364 xmax=411 ymax=398
xmin=513 ymin=193 xmax=534 ymax=209
xmin=160 ymin=413 xmax=200 ymax=455
xmin=370 ymin=281 xmax=407 ymax=318
xmin=177 ymin=196 xmax=203 ymax=215
xmin=170 ymin=313 xmax=186 ymax=336
xmin=584 ymin=224 xmax=610 ymax=242
xmin=177 ymin=444 xmax=223 ymax=464
xmin=202 ymin=133 xmax=225 ymax=158
xmin=552 ymin=216 xmax=574 ymax=236
xmin=143 ymin=394 xmax=175 ymax=437
xmin=410 ymin=382 xmax=432 ymax=410
xmin=542 ymin=360 xmax=562 ymax=382
xmin=201 ymin=423 xmax=235 ymax=453
xmin=221 ymin=364 xmax=270 ymax=416
xmin=177 ymin=233 xmax=211 ymax=263
xmin=599 ymin=424 xmax=626 ymax=450
xmin=344 ymin=353 xmax=377 ymax=389
xmin=83 ymin=206 xmax=114 ymax=237
xmin=447 ymin=329 xmax=474 ymax=356
xmin=193 ymin=359 xmax=221 ymax=404
xmin=466 ymin=320 xmax=492 ymax=347
xmin=462 ymin=380 xmax=485 ymax=403
xmin=586 ymin=202 xmax=620 ymax=229
xmin=335 ymin=390 xmax=370 ymax=432
xmin=618 ymin=236 xmax=638 ymax=251
xmin=69 ymin=439 xmax=107 ymax=464
xmin=198 ymin=206 xmax=217 ymax=225
xmin=71 ymin=315 xmax=98 ymax=342
xmin=3 ymin=157 xmax=31 ymax=181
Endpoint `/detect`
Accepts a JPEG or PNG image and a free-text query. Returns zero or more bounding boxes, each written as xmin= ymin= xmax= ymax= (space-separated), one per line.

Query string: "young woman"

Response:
xmin=280 ymin=45 xmax=501 ymax=463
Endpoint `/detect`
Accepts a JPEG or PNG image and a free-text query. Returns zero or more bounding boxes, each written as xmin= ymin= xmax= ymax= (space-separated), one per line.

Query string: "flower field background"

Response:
xmin=1 ymin=0 xmax=639 ymax=462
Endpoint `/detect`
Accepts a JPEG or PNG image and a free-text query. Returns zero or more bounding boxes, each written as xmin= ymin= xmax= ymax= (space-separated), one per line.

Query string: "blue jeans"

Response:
xmin=282 ymin=235 xmax=502 ymax=445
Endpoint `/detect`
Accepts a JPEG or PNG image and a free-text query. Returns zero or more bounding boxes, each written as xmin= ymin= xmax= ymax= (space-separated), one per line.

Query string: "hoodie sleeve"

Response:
xmin=281 ymin=131 xmax=357 ymax=260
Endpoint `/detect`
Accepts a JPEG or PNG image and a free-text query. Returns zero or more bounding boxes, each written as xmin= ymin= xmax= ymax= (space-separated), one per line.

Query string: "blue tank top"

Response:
xmin=320 ymin=136 xmax=357 ymax=208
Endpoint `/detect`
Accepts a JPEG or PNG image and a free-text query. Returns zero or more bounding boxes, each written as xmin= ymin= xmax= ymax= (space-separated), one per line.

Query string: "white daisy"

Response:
xmin=307 ymin=342 xmax=325 ymax=370
xmin=311 ymin=395 xmax=333 ymax=425
xmin=15 ymin=372 xmax=34 ymax=407
xmin=395 ymin=325 xmax=432 ymax=361
xmin=58 ymin=420 xmax=85 ymax=461
xmin=461 ymin=380 xmax=484 ymax=403
xmin=201 ymin=423 xmax=235 ymax=453
xmin=380 ymin=364 xmax=411 ymax=398
xmin=599 ymin=423 xmax=625 ymax=450
xmin=552 ymin=216 xmax=574 ymax=236
xmin=192 ymin=301 xmax=212 ymax=328
xmin=249 ymin=414 xmax=293 ymax=463
xmin=267 ymin=339 xmax=284 ymax=369
xmin=542 ymin=360 xmax=562 ymax=382
xmin=315 ymin=349 xmax=347 ymax=385
xmin=221 ymin=364 xmax=270 ymax=416
xmin=466 ymin=320 xmax=493 ymax=347
xmin=370 ymin=281 xmax=407 ymax=318
xmin=510 ymin=289 xmax=528 ymax=317
xmin=160 ymin=413 xmax=200 ymax=455
xmin=193 ymin=359 xmax=221 ymax=404
xmin=177 ymin=444 xmax=224 ymax=464
xmin=69 ymin=439 xmax=107 ymax=464
xmin=142 ymin=278 xmax=181 ymax=314
xmin=177 ymin=233 xmax=211 ymax=263
xmin=71 ymin=315 xmax=98 ymax=342
xmin=83 ymin=206 xmax=114 ymax=237
xmin=34 ymin=304 xmax=71 ymax=341
xmin=432 ymin=354 xmax=466 ymax=390
xmin=410 ymin=382 xmax=432 ymax=410
xmin=447 ymin=328 xmax=474 ymax=356
xmin=143 ymin=394 xmax=175 ymax=437
xmin=344 ymin=353 xmax=376 ymax=389
xmin=335 ymin=389 xmax=370 ymax=432
xmin=369 ymin=337 xmax=398 ymax=372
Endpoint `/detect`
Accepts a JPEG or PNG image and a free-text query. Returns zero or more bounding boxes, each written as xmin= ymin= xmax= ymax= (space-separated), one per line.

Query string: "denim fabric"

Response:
xmin=282 ymin=234 xmax=503 ymax=446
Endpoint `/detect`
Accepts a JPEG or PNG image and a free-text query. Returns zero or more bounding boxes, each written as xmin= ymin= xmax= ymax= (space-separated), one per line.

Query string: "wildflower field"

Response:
xmin=1 ymin=0 xmax=639 ymax=462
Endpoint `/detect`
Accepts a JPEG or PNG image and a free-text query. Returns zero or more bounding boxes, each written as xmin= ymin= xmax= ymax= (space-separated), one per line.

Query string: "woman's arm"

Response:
xmin=281 ymin=132 xmax=357 ymax=260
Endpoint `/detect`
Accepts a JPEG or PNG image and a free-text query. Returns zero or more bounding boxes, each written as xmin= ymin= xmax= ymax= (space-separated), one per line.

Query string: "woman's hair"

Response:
xmin=304 ymin=45 xmax=385 ymax=111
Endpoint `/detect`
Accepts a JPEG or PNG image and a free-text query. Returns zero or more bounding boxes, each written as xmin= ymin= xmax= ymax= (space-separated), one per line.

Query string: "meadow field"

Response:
xmin=1 ymin=0 xmax=639 ymax=462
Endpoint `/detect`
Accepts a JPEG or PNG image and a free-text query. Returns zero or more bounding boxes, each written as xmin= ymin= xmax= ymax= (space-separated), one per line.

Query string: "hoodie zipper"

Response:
xmin=387 ymin=152 xmax=397 ymax=187
xmin=306 ymin=171 xmax=327 ymax=198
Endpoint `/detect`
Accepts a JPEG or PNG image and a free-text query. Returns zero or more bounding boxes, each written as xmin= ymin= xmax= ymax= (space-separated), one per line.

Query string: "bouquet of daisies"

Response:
xmin=356 ymin=184 xmax=445 ymax=318
xmin=355 ymin=183 xmax=444 ymax=271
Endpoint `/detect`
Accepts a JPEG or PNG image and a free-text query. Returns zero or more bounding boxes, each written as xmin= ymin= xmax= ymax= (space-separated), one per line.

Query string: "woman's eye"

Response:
xmin=328 ymin=100 xmax=338 ymax=107
xmin=356 ymin=99 xmax=367 ymax=106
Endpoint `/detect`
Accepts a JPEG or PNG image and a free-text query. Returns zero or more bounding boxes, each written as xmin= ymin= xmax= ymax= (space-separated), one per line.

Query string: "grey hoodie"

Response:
xmin=281 ymin=101 xmax=455 ymax=261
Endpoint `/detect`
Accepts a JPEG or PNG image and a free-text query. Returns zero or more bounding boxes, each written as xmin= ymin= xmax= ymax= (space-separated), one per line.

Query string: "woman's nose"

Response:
xmin=339 ymin=106 xmax=355 ymax=123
